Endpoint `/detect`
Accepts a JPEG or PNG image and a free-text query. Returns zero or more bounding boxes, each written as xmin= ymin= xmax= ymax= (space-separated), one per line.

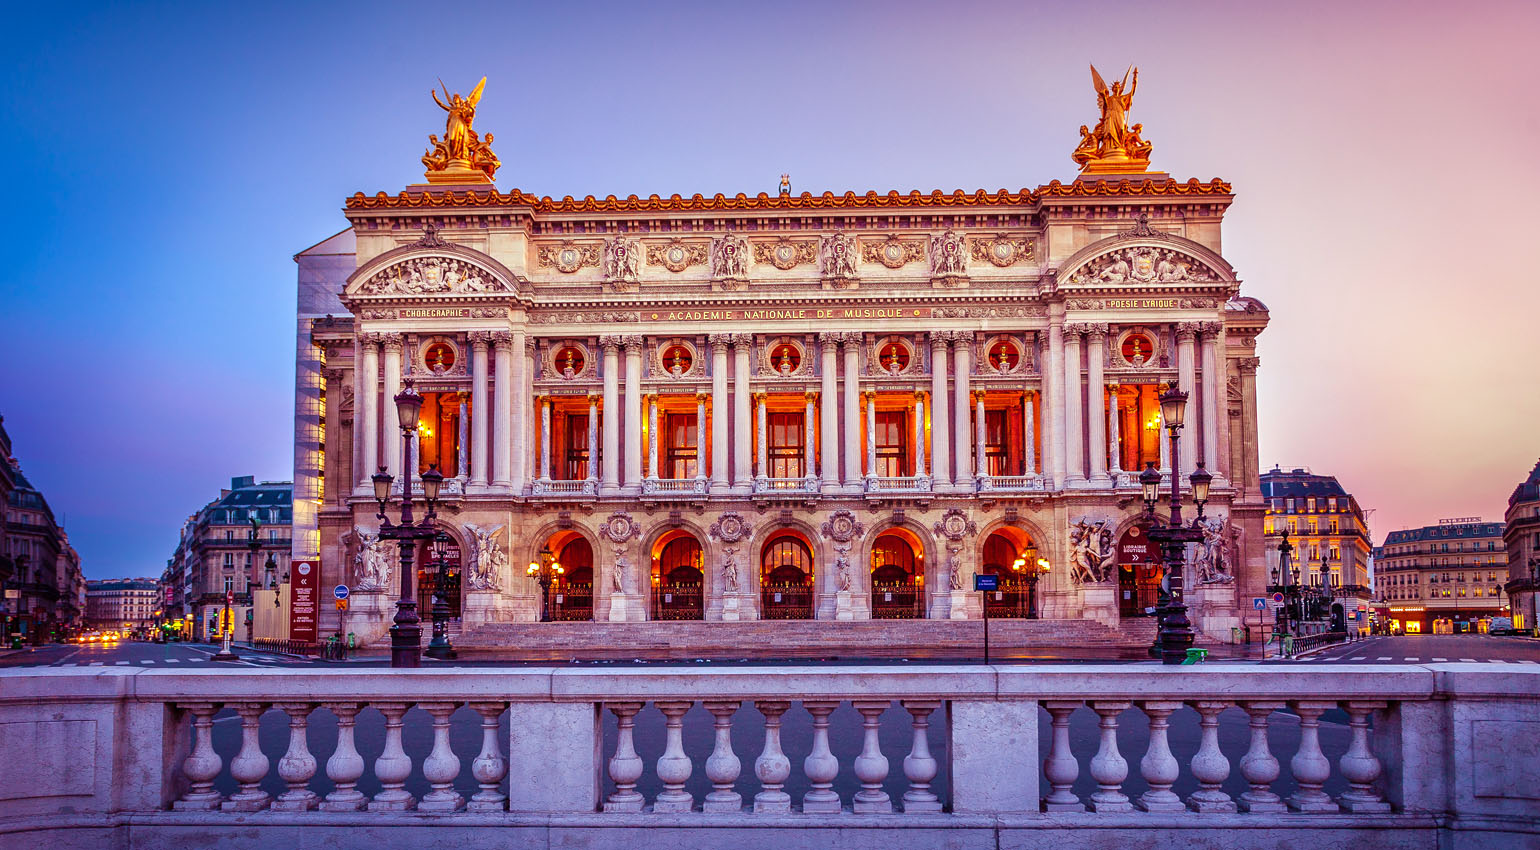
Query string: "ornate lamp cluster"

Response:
xmin=1010 ymin=554 xmax=1051 ymax=619
xmin=370 ymin=378 xmax=447 ymax=668
xmin=526 ymin=544 xmax=565 ymax=622
xmin=1137 ymin=384 xmax=1213 ymax=665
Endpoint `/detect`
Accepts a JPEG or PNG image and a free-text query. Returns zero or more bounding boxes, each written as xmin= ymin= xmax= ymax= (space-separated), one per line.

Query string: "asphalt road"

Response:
xmin=1269 ymin=634 xmax=1540 ymax=665
xmin=0 ymin=640 xmax=318 ymax=669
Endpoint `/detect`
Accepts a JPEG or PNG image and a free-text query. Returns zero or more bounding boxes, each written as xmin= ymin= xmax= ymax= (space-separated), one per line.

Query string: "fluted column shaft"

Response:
xmin=381 ymin=336 xmax=403 ymax=477
xmin=1087 ymin=327 xmax=1109 ymax=485
xmin=468 ymin=337 xmax=489 ymax=485
xmin=601 ymin=338 xmax=620 ymax=493
xmin=1045 ymin=320 xmax=1066 ymax=487
xmin=623 ymin=337 xmax=643 ymax=489
xmin=973 ymin=391 xmax=987 ymax=478
xmin=819 ymin=335 xmax=840 ymax=487
xmin=587 ymin=394 xmax=600 ymax=483
xmin=489 ymin=334 xmax=513 ymax=487
xmin=952 ymin=334 xmax=973 ymax=487
xmin=732 ymin=338 xmax=752 ymax=487
xmin=928 ymin=334 xmax=950 ymax=485
xmin=646 ymin=394 xmax=659 ymax=479
xmin=804 ymin=391 xmax=817 ymax=479
xmin=1176 ymin=324 xmax=1198 ymax=477
xmin=538 ymin=397 xmax=552 ymax=481
xmin=913 ymin=393 xmax=927 ymax=477
xmin=709 ymin=336 xmax=729 ymax=489
xmin=1063 ymin=327 xmax=1084 ymax=483
xmin=1107 ymin=382 xmax=1123 ymax=478
xmin=514 ymin=335 xmax=531 ymax=491
xmin=842 ymin=337 xmax=861 ymax=487
xmin=755 ymin=393 xmax=768 ymax=480
xmin=695 ymin=393 xmax=708 ymax=482
xmin=1201 ymin=324 xmax=1222 ymax=477
xmin=864 ymin=391 xmax=877 ymax=478
xmin=1023 ymin=391 xmax=1037 ymax=475
xmin=360 ymin=337 xmax=380 ymax=486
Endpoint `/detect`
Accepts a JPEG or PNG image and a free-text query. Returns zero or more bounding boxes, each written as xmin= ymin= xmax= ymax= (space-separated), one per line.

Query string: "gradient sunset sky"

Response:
xmin=2 ymin=0 xmax=1536 ymax=579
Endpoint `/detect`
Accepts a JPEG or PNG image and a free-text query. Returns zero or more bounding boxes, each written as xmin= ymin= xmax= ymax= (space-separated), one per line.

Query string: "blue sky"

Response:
xmin=2 ymin=0 xmax=1537 ymax=578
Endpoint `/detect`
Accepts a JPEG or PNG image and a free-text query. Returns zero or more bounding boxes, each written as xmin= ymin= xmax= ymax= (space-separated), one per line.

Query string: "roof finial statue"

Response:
xmin=421 ymin=77 xmax=500 ymax=184
xmin=779 ymin=174 xmax=791 ymax=196
xmin=1073 ymin=64 xmax=1153 ymax=175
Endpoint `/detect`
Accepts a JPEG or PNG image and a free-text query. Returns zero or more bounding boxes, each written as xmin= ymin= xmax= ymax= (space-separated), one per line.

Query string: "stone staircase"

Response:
xmin=457 ymin=617 xmax=1167 ymax=661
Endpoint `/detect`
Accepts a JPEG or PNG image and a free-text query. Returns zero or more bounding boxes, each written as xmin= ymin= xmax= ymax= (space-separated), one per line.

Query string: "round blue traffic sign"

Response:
xmin=334 ymin=585 xmax=350 ymax=600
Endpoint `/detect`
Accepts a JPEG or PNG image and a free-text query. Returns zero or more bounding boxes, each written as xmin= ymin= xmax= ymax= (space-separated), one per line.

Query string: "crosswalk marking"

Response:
xmin=1404 ymin=657 xmax=1419 ymax=662
xmin=1433 ymin=657 xmax=1447 ymax=662
xmin=1519 ymin=660 xmax=1537 ymax=665
xmin=1461 ymin=658 xmax=1478 ymax=662
xmin=1350 ymin=656 xmax=1367 ymax=660
xmin=1377 ymin=657 xmax=1392 ymax=661
xmin=89 ymin=661 xmax=103 ymax=666
xmin=165 ymin=658 xmax=180 ymax=663
xmin=115 ymin=661 xmax=130 ymax=665
xmin=137 ymin=660 xmax=155 ymax=665
xmin=1489 ymin=659 xmax=1509 ymax=664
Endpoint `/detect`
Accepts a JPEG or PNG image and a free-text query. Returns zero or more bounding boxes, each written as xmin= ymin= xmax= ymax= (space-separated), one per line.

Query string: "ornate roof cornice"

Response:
xmin=344 ymin=178 xmax=1233 ymax=213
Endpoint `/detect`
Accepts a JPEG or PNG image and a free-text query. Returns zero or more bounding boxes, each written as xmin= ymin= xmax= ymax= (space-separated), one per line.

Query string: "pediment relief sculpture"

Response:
xmin=358 ymin=256 xmax=512 ymax=295
xmin=1065 ymin=246 xmax=1220 ymax=286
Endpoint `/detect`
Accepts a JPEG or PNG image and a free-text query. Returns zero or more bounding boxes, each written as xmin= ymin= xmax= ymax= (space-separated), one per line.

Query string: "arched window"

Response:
xmin=658 ymin=537 xmax=703 ymax=585
xmin=762 ymin=534 xmax=812 ymax=585
xmin=871 ymin=533 xmax=918 ymax=583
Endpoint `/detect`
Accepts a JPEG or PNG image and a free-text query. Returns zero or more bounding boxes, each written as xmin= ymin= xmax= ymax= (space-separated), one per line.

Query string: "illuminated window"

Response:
xmin=767 ymin=413 xmax=805 ymax=479
xmin=874 ymin=411 xmax=909 ymax=478
xmin=564 ymin=413 xmax=592 ymax=480
xmin=665 ymin=413 xmax=698 ymax=480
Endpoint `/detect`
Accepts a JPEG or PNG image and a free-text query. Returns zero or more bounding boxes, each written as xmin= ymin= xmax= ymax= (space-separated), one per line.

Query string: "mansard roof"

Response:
xmin=1510 ymin=458 xmax=1540 ymax=506
xmin=1382 ymin=522 xmax=1505 ymax=545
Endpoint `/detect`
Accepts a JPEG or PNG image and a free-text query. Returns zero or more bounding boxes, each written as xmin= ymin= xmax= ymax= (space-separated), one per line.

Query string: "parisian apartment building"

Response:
xmin=161 ymin=476 xmax=292 ymax=642
xmin=2 ymin=414 xmax=86 ymax=643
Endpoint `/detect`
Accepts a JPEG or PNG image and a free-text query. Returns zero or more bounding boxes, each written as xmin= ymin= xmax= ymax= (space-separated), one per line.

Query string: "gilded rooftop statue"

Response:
xmin=1073 ymin=64 xmax=1153 ymax=174
xmin=422 ymin=77 xmax=500 ymax=184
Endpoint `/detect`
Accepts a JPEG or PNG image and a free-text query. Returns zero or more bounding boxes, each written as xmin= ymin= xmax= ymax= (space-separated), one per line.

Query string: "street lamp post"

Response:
xmin=372 ymin=378 xmax=446 ymax=669
xmin=424 ymin=531 xmax=457 ymax=659
xmin=1012 ymin=554 xmax=1051 ymax=619
xmin=526 ymin=545 xmax=564 ymax=622
xmin=1143 ymin=386 xmax=1211 ymax=665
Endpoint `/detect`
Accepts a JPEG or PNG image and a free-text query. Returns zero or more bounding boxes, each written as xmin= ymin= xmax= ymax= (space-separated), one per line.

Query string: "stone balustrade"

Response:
xmin=0 ymin=664 xmax=1535 ymax=849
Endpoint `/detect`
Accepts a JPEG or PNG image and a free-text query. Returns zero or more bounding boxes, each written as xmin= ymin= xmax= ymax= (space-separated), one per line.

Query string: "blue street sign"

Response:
xmin=974 ymin=574 xmax=999 ymax=592
xmin=334 ymin=585 xmax=350 ymax=600
xmin=1253 ymin=597 xmax=1267 ymax=611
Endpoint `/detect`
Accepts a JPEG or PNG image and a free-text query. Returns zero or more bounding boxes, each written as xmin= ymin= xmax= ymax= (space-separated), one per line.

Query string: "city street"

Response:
xmin=0 ymin=640 xmax=316 ymax=670
xmin=1271 ymin=634 xmax=1540 ymax=664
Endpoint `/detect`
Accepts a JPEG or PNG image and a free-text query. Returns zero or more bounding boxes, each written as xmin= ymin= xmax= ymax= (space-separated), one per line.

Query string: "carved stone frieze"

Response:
xmin=861 ymin=236 xmax=925 ymax=269
xmin=602 ymin=235 xmax=641 ymax=289
xmin=536 ymin=241 xmax=602 ymax=273
xmin=1067 ymin=246 xmax=1220 ymax=285
xmin=752 ymin=238 xmax=817 ymax=270
xmin=358 ymin=257 xmax=511 ymax=295
xmin=1067 ymin=297 xmax=1218 ymax=311
xmin=930 ymin=304 xmax=1046 ymax=319
xmin=710 ymin=232 xmax=751 ymax=281
xmin=928 ymin=230 xmax=969 ymax=277
xmin=646 ymin=239 xmax=709 ymax=273
xmin=819 ymin=232 xmax=859 ymax=283
xmin=360 ymin=309 xmax=396 ymax=320
xmin=530 ymin=311 xmax=641 ymax=324
xmin=970 ymin=234 xmax=1036 ymax=267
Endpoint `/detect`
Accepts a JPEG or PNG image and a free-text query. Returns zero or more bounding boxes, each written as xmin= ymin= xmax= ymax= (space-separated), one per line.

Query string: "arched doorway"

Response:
xmin=415 ymin=531 xmax=463 ymax=621
xmin=979 ymin=528 xmax=1042 ymax=618
xmin=871 ymin=529 xmax=924 ymax=619
xmin=650 ymin=531 xmax=704 ymax=620
xmin=551 ymin=534 xmax=594 ymax=621
xmin=1116 ymin=524 xmax=1162 ymax=617
xmin=760 ymin=532 xmax=814 ymax=619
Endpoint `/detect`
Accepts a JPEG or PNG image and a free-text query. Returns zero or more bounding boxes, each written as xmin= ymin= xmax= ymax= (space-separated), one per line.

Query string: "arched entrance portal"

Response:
xmin=871 ymin=529 xmax=924 ymax=619
xmin=760 ymin=532 xmax=814 ymax=619
xmin=650 ymin=531 xmax=704 ymax=620
xmin=979 ymin=528 xmax=1042 ymax=618
xmin=550 ymin=533 xmax=594 ymax=621
xmin=1116 ymin=524 xmax=1163 ymax=617
xmin=415 ymin=532 xmax=463 ymax=621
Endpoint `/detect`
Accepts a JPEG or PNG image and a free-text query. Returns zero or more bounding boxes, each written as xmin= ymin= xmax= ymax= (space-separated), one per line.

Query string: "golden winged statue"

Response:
xmin=422 ymin=76 xmax=500 ymax=183
xmin=1073 ymin=64 xmax=1153 ymax=174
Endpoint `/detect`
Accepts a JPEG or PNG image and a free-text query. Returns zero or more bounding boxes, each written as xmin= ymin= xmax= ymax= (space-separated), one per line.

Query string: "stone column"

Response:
xmin=491 ymin=332 xmax=513 ymax=488
xmin=913 ymin=391 xmax=927 ymax=477
xmin=973 ymin=391 xmax=987 ymax=480
xmin=755 ymin=392 xmax=768 ymax=482
xmin=1200 ymin=323 xmax=1223 ymax=479
xmin=1063 ymin=326 xmax=1085 ymax=485
xmin=928 ymin=332 xmax=950 ymax=486
xmin=600 ymin=337 xmax=621 ymax=494
xmin=646 ymin=393 xmax=659 ymax=481
xmin=359 ymin=335 xmax=379 ymax=485
xmin=1237 ymin=357 xmax=1261 ymax=496
xmin=953 ymin=332 xmax=974 ymax=488
xmin=732 ymin=336 xmax=752 ymax=489
xmin=351 ymin=336 xmax=365 ymax=490
xmin=694 ymin=392 xmax=708 ymax=485
xmin=1107 ymin=382 xmax=1123 ymax=481
xmin=1023 ymin=391 xmax=1037 ymax=476
xmin=456 ymin=392 xmax=469 ymax=480
xmin=818 ymin=333 xmax=840 ymax=490
xmin=804 ymin=390 xmax=818 ymax=482
xmin=462 ymin=335 xmax=486 ymax=486
xmin=587 ymin=394 xmax=600 ymax=485
xmin=538 ymin=397 xmax=552 ymax=482
xmin=515 ymin=334 xmax=532 ymax=492
xmin=1176 ymin=323 xmax=1198 ymax=477
xmin=623 ymin=336 xmax=644 ymax=490
xmin=381 ymin=334 xmax=403 ymax=478
xmin=842 ymin=335 xmax=862 ymax=489
xmin=709 ymin=335 xmax=730 ymax=490
xmin=1086 ymin=324 xmax=1110 ymax=487
xmin=1045 ymin=318 xmax=1066 ymax=488
xmin=864 ymin=390 xmax=877 ymax=480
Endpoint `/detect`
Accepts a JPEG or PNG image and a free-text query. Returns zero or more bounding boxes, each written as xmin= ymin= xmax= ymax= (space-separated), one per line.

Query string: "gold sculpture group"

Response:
xmin=422 ymin=77 xmax=501 ymax=183
xmin=1073 ymin=65 xmax=1154 ymax=174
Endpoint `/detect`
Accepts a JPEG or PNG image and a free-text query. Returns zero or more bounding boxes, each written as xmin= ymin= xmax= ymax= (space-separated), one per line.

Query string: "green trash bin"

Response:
xmin=1182 ymin=648 xmax=1208 ymax=665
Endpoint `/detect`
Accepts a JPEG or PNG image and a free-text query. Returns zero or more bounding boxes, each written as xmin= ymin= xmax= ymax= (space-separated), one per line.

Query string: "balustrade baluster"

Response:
xmin=702 ymin=701 xmax=742 ymax=813
xmin=173 ymin=702 xmax=224 ymax=811
xmin=419 ymin=702 xmax=465 ymax=811
xmin=802 ymin=700 xmax=842 ymax=813
xmin=900 ymin=700 xmax=942 ymax=813
xmin=1187 ymin=700 xmax=1236 ymax=813
xmin=1287 ymin=700 xmax=1340 ymax=812
xmin=654 ymin=701 xmax=695 ymax=812
xmin=468 ymin=702 xmax=508 ymax=812
xmin=1042 ymin=700 xmax=1085 ymax=812
xmin=1237 ymin=701 xmax=1286 ymax=812
xmin=320 ymin=703 xmax=367 ymax=811
xmin=271 ymin=702 xmax=319 ymax=811
xmin=1338 ymin=700 xmax=1390 ymax=812
xmin=368 ymin=702 xmax=416 ymax=811
xmin=851 ymin=700 xmax=892 ymax=813
xmin=753 ymin=700 xmax=792 ymax=813
xmin=223 ymin=703 xmax=272 ymax=812
xmin=1135 ymin=700 xmax=1185 ymax=812
xmin=1087 ymin=700 xmax=1133 ymax=812
xmin=603 ymin=702 xmax=646 ymax=812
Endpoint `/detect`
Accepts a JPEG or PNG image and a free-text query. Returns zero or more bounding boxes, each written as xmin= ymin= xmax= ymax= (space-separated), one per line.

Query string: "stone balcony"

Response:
xmin=0 ymin=664 xmax=1535 ymax=849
